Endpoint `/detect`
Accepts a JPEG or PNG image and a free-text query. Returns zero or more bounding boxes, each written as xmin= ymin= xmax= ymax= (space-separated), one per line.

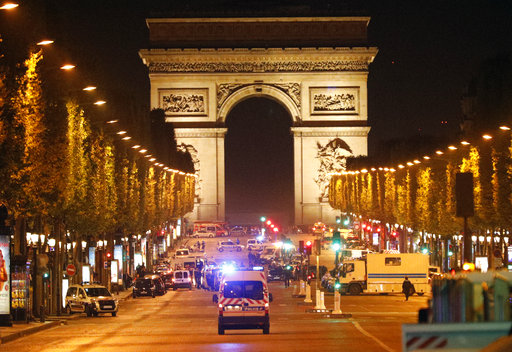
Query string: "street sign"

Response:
xmin=66 ymin=264 xmax=76 ymax=276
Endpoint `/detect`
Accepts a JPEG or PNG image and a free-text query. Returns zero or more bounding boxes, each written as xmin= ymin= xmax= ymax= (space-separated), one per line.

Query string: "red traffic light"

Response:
xmin=106 ymin=252 xmax=112 ymax=259
xmin=305 ymin=240 xmax=312 ymax=247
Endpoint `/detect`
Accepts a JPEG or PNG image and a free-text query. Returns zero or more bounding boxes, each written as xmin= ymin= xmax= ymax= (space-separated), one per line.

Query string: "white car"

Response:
xmin=65 ymin=284 xmax=118 ymax=317
xmin=175 ymin=248 xmax=190 ymax=258
xmin=246 ymin=239 xmax=263 ymax=251
xmin=217 ymin=240 xmax=243 ymax=252
xmin=192 ymin=230 xmax=216 ymax=238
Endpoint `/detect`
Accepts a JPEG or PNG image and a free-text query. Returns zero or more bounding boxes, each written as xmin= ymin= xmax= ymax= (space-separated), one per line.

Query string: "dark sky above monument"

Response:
xmin=13 ymin=0 xmax=508 ymax=149
xmin=2 ymin=0 xmax=511 ymax=224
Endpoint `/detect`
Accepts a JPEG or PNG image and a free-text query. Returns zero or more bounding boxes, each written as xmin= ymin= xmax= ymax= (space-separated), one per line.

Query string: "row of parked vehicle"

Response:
xmin=133 ymin=269 xmax=193 ymax=298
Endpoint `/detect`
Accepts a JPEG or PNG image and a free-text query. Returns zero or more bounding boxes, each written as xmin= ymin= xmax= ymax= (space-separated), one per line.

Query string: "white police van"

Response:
xmin=213 ymin=267 xmax=273 ymax=334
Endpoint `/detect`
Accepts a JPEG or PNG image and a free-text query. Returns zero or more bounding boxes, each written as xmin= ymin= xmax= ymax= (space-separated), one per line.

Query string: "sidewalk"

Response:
xmin=0 ymin=288 xmax=133 ymax=344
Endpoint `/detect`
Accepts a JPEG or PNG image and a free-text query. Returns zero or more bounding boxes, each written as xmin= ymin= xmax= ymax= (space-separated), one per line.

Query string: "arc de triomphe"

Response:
xmin=139 ymin=17 xmax=377 ymax=225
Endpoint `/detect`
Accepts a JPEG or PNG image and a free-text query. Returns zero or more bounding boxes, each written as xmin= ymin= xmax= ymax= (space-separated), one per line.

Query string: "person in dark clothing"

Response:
xmin=283 ymin=267 xmax=292 ymax=288
xmin=194 ymin=268 xmax=202 ymax=288
xmin=402 ymin=276 xmax=415 ymax=301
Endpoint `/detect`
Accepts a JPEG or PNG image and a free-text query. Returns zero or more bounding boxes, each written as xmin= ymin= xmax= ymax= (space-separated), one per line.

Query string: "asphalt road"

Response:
xmin=2 ymin=235 xmax=428 ymax=352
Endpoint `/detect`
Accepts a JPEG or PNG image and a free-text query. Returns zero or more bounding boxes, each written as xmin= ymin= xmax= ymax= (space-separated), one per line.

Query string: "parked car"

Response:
xmin=267 ymin=266 xmax=284 ymax=281
xmin=260 ymin=246 xmax=278 ymax=264
xmin=217 ymin=240 xmax=243 ymax=252
xmin=65 ymin=283 xmax=118 ymax=317
xmin=170 ymin=270 xmax=193 ymax=290
xmin=174 ymin=248 xmax=190 ymax=258
xmin=247 ymin=238 xmax=263 ymax=251
xmin=229 ymin=226 xmax=246 ymax=237
xmin=133 ymin=275 xmax=166 ymax=298
xmin=161 ymin=273 xmax=174 ymax=289
xmin=192 ymin=230 xmax=216 ymax=238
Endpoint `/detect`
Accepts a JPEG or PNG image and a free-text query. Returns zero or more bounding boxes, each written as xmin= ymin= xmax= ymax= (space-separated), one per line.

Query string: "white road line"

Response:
xmin=351 ymin=321 xmax=395 ymax=352
xmin=349 ymin=311 xmax=417 ymax=316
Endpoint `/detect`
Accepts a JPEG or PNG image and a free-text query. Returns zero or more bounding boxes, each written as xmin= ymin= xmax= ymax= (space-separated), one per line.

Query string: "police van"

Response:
xmin=213 ymin=268 xmax=273 ymax=335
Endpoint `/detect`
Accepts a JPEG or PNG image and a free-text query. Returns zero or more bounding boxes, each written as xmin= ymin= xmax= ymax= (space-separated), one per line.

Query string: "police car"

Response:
xmin=213 ymin=267 xmax=273 ymax=334
xmin=217 ymin=240 xmax=243 ymax=252
xmin=65 ymin=283 xmax=118 ymax=317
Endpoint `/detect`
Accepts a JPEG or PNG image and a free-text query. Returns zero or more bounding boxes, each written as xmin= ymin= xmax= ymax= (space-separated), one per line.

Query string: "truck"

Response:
xmin=338 ymin=253 xmax=430 ymax=295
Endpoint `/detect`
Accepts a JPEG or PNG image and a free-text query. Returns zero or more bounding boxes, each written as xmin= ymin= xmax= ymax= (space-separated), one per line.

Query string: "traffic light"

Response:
xmin=106 ymin=251 xmax=112 ymax=259
xmin=336 ymin=216 xmax=341 ymax=224
xmin=260 ymin=216 xmax=266 ymax=222
xmin=343 ymin=216 xmax=350 ymax=226
xmin=305 ymin=240 xmax=312 ymax=255
xmin=332 ymin=232 xmax=341 ymax=251
xmin=299 ymin=240 xmax=304 ymax=253
xmin=334 ymin=280 xmax=341 ymax=290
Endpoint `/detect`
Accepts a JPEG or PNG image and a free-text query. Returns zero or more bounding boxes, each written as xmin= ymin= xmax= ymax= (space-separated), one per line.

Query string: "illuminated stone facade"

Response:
xmin=140 ymin=17 xmax=377 ymax=225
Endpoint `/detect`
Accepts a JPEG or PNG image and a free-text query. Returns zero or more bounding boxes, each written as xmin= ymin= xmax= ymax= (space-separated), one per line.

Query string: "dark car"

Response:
xmin=229 ymin=226 xmax=246 ymax=236
xmin=133 ymin=275 xmax=166 ymax=298
xmin=161 ymin=273 xmax=174 ymax=289
xmin=267 ymin=266 xmax=284 ymax=282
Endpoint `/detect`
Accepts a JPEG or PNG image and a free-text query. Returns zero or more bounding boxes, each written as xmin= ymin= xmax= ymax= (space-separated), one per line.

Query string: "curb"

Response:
xmin=0 ymin=320 xmax=65 ymax=344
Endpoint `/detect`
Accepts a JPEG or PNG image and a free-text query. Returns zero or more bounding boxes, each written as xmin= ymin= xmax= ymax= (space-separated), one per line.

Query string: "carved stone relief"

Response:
xmin=160 ymin=88 xmax=207 ymax=116
xmin=217 ymin=82 xmax=301 ymax=111
xmin=178 ymin=143 xmax=201 ymax=199
xmin=149 ymin=61 xmax=369 ymax=74
xmin=314 ymin=138 xmax=353 ymax=199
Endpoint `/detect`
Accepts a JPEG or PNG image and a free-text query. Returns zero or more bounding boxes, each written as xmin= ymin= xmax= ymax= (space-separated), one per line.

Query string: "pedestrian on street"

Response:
xmin=402 ymin=276 xmax=415 ymax=301
xmin=283 ymin=267 xmax=291 ymax=288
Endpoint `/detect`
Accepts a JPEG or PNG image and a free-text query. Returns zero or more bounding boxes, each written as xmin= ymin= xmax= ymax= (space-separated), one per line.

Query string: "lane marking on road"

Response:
xmin=351 ymin=320 xmax=395 ymax=352
xmin=349 ymin=311 xmax=417 ymax=316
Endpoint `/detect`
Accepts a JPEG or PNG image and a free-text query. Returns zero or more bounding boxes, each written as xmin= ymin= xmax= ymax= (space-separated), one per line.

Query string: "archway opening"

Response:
xmin=225 ymin=97 xmax=294 ymax=227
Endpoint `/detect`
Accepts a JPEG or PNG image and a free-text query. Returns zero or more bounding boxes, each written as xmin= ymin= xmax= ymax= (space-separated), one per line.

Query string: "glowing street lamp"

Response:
xmin=93 ymin=100 xmax=106 ymax=105
xmin=83 ymin=86 xmax=96 ymax=91
xmin=0 ymin=3 xmax=19 ymax=10
xmin=60 ymin=64 xmax=76 ymax=70
xmin=37 ymin=40 xmax=54 ymax=46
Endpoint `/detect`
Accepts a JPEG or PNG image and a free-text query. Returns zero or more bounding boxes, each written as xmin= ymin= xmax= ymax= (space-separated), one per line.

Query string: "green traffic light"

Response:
xmin=334 ymin=282 xmax=341 ymax=289
xmin=343 ymin=217 xmax=350 ymax=226
xmin=260 ymin=216 xmax=266 ymax=222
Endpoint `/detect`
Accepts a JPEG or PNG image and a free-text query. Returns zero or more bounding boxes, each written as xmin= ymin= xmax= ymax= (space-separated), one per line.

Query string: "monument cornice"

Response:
xmin=174 ymin=128 xmax=228 ymax=138
xmin=291 ymin=126 xmax=371 ymax=137
xmin=140 ymin=47 xmax=378 ymax=73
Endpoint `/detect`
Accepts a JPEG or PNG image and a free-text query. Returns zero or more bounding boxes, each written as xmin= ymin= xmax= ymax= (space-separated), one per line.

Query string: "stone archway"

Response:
xmin=224 ymin=96 xmax=294 ymax=225
xmin=139 ymin=16 xmax=377 ymax=225
xmin=218 ymin=84 xmax=301 ymax=123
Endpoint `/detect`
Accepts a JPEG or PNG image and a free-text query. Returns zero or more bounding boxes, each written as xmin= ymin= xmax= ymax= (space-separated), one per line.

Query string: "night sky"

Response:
xmin=2 ymin=0 xmax=511 ymax=224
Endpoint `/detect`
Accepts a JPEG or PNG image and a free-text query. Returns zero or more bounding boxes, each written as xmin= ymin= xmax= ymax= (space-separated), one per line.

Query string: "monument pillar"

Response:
xmin=175 ymin=128 xmax=227 ymax=222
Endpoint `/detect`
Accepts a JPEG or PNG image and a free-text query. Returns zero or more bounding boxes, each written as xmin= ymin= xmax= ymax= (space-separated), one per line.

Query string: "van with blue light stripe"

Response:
xmin=338 ymin=253 xmax=430 ymax=295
